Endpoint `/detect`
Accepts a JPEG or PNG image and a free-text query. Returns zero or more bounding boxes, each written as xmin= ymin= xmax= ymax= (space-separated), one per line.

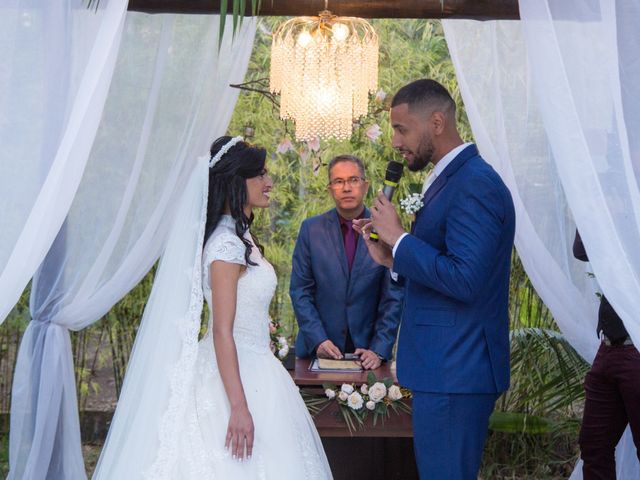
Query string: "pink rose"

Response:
xmin=299 ymin=147 xmax=311 ymax=162
xmin=375 ymin=89 xmax=386 ymax=103
xmin=307 ymin=136 xmax=320 ymax=152
xmin=365 ymin=124 xmax=382 ymax=142
xmin=276 ymin=138 xmax=293 ymax=154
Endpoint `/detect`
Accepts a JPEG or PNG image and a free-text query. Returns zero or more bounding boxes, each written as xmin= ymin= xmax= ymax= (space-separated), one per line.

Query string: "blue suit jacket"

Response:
xmin=291 ymin=208 xmax=403 ymax=359
xmin=394 ymin=145 xmax=515 ymax=394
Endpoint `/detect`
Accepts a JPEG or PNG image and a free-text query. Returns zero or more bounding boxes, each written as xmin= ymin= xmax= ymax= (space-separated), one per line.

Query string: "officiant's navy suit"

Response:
xmin=291 ymin=208 xmax=403 ymax=360
xmin=394 ymin=144 xmax=515 ymax=479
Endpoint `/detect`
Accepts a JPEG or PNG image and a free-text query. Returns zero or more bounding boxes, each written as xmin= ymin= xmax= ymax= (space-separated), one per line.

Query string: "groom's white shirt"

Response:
xmin=390 ymin=142 xmax=472 ymax=279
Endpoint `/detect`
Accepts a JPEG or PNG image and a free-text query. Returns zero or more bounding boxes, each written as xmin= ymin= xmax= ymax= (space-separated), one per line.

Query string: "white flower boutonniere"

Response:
xmin=400 ymin=193 xmax=424 ymax=215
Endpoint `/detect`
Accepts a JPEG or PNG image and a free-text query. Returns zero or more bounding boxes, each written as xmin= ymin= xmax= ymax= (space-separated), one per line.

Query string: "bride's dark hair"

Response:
xmin=204 ymin=135 xmax=267 ymax=266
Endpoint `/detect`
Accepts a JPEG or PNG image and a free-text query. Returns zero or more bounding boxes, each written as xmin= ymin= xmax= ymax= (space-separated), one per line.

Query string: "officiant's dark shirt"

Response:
xmin=336 ymin=210 xmax=365 ymax=353
xmin=337 ymin=211 xmax=364 ymax=273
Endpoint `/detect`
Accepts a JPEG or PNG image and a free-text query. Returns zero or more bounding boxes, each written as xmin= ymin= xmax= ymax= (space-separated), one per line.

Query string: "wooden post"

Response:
xmin=128 ymin=0 xmax=519 ymax=20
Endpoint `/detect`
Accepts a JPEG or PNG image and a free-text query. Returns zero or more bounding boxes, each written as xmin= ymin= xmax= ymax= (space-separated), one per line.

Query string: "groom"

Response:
xmin=354 ymin=79 xmax=515 ymax=479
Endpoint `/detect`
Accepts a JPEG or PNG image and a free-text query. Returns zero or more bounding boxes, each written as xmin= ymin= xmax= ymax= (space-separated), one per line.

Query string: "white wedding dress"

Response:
xmin=94 ymin=161 xmax=331 ymax=479
xmin=167 ymin=215 xmax=332 ymax=479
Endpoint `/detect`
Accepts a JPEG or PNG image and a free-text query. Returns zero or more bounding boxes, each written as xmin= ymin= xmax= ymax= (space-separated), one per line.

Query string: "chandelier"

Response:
xmin=269 ymin=6 xmax=378 ymax=141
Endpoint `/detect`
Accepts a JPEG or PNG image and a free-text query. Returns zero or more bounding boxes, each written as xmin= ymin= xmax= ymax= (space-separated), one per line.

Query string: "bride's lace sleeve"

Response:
xmin=204 ymin=232 xmax=247 ymax=267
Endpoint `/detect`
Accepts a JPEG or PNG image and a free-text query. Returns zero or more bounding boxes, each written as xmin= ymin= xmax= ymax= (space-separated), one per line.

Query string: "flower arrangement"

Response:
xmin=400 ymin=193 xmax=424 ymax=215
xmin=319 ymin=372 xmax=411 ymax=433
xmin=269 ymin=318 xmax=291 ymax=360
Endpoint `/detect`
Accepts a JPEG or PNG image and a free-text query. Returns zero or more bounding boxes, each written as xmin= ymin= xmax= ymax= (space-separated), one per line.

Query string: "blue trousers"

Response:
xmin=412 ymin=391 xmax=498 ymax=479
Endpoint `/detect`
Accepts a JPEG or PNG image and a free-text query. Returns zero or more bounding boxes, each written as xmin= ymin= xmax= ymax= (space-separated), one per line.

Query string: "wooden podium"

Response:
xmin=290 ymin=358 xmax=418 ymax=480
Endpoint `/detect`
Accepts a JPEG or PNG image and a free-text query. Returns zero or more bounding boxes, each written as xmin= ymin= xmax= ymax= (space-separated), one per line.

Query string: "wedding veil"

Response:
xmin=93 ymin=157 xmax=209 ymax=479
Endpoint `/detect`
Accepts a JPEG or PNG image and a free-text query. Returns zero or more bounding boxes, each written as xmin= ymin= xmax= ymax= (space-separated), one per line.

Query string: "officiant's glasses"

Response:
xmin=328 ymin=176 xmax=366 ymax=190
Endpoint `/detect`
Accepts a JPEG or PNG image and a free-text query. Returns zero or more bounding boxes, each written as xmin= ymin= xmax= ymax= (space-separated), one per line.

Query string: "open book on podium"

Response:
xmin=309 ymin=353 xmax=363 ymax=373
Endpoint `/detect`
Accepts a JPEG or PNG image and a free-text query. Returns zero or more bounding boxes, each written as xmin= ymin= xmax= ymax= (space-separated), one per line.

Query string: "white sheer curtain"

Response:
xmin=517 ymin=0 xmax=640 ymax=349
xmin=9 ymin=13 xmax=256 ymax=479
xmin=0 ymin=0 xmax=127 ymax=324
xmin=443 ymin=2 xmax=640 ymax=476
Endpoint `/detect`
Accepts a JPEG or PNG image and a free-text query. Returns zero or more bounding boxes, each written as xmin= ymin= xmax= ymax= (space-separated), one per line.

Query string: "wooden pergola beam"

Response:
xmin=128 ymin=0 xmax=520 ymax=20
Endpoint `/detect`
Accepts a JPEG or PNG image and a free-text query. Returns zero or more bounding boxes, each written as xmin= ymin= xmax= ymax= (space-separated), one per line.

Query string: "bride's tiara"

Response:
xmin=209 ymin=136 xmax=244 ymax=168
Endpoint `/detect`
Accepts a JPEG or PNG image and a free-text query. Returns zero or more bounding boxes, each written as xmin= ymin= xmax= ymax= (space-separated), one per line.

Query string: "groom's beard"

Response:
xmin=407 ymin=136 xmax=435 ymax=172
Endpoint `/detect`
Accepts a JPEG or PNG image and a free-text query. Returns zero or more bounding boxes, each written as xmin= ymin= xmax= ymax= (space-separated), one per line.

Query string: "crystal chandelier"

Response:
xmin=270 ymin=6 xmax=378 ymax=141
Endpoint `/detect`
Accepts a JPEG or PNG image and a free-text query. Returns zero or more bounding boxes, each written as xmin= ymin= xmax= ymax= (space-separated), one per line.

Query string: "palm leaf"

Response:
xmin=489 ymin=411 xmax=555 ymax=435
xmin=502 ymin=327 xmax=588 ymax=418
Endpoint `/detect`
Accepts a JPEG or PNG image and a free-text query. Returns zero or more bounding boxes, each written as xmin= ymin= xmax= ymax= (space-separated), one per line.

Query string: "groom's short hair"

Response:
xmin=328 ymin=154 xmax=366 ymax=179
xmin=392 ymin=79 xmax=456 ymax=118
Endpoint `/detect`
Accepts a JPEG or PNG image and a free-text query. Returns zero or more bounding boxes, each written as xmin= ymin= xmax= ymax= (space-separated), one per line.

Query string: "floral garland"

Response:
xmin=307 ymin=372 xmax=411 ymax=434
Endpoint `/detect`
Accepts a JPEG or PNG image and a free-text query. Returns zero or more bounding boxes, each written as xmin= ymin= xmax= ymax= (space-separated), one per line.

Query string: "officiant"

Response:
xmin=290 ymin=155 xmax=403 ymax=370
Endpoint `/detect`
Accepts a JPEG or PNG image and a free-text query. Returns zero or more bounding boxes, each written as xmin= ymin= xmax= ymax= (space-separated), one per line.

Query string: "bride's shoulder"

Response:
xmin=204 ymin=225 xmax=246 ymax=266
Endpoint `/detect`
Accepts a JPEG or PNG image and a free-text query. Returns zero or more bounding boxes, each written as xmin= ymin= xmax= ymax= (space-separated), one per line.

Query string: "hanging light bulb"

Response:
xmin=331 ymin=22 xmax=349 ymax=42
xmin=270 ymin=7 xmax=378 ymax=141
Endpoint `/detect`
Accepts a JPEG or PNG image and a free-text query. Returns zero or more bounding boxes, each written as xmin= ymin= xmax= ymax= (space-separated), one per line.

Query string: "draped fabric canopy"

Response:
xmin=0 ymin=0 xmax=128 ymax=325
xmin=6 ymin=6 xmax=256 ymax=479
xmin=444 ymin=0 xmax=640 ymax=476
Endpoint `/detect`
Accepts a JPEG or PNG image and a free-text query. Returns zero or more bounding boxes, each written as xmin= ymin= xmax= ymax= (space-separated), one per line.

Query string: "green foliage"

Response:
xmin=483 ymin=251 xmax=587 ymax=477
xmin=0 ymin=434 xmax=7 ymax=478
xmin=0 ymin=286 xmax=31 ymax=413
xmin=503 ymin=252 xmax=588 ymax=422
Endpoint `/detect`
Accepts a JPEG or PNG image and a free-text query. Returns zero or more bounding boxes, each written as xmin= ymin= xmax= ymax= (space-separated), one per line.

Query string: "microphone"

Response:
xmin=369 ymin=160 xmax=404 ymax=242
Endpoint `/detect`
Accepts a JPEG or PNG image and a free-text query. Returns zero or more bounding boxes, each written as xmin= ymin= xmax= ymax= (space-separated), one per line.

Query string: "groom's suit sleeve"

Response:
xmin=290 ymin=220 xmax=329 ymax=352
xmin=393 ymin=174 xmax=507 ymax=304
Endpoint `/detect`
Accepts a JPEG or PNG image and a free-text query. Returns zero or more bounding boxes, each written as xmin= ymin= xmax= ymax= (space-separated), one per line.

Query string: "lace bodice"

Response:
xmin=202 ymin=215 xmax=277 ymax=353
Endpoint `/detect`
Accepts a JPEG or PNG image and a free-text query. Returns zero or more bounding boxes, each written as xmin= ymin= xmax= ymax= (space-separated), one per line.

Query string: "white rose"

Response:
xmin=368 ymin=382 xmax=387 ymax=403
xmin=277 ymin=336 xmax=288 ymax=346
xmin=341 ymin=384 xmax=355 ymax=395
xmin=325 ymin=389 xmax=336 ymax=399
xmin=388 ymin=385 xmax=403 ymax=401
xmin=366 ymin=400 xmax=376 ymax=411
xmin=347 ymin=392 xmax=364 ymax=410
xmin=277 ymin=344 xmax=289 ymax=359
xmin=338 ymin=391 xmax=349 ymax=401
xmin=360 ymin=384 xmax=369 ymax=395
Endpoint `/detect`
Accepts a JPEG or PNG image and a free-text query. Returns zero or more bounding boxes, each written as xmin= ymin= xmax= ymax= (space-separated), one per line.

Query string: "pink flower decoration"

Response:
xmin=307 ymin=136 xmax=321 ymax=152
xmin=375 ymin=89 xmax=386 ymax=103
xmin=299 ymin=147 xmax=311 ymax=162
xmin=365 ymin=124 xmax=382 ymax=142
xmin=276 ymin=138 xmax=293 ymax=154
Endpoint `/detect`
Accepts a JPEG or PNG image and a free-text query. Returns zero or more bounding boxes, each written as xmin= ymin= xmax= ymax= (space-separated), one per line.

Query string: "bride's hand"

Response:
xmin=226 ymin=404 xmax=254 ymax=461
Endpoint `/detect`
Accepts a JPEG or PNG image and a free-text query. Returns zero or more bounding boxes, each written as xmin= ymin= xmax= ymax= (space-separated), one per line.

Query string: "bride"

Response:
xmin=93 ymin=136 xmax=332 ymax=479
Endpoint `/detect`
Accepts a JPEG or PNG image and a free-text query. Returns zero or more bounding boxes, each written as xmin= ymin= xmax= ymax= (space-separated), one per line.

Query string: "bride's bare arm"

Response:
xmin=210 ymin=260 xmax=254 ymax=461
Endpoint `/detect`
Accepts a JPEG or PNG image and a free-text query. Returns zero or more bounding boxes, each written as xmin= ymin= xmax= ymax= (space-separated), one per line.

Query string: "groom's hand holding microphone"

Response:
xmin=353 ymin=161 xmax=406 ymax=268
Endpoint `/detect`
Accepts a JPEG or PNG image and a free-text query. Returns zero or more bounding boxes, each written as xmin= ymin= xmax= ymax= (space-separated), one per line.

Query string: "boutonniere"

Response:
xmin=400 ymin=193 xmax=424 ymax=215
